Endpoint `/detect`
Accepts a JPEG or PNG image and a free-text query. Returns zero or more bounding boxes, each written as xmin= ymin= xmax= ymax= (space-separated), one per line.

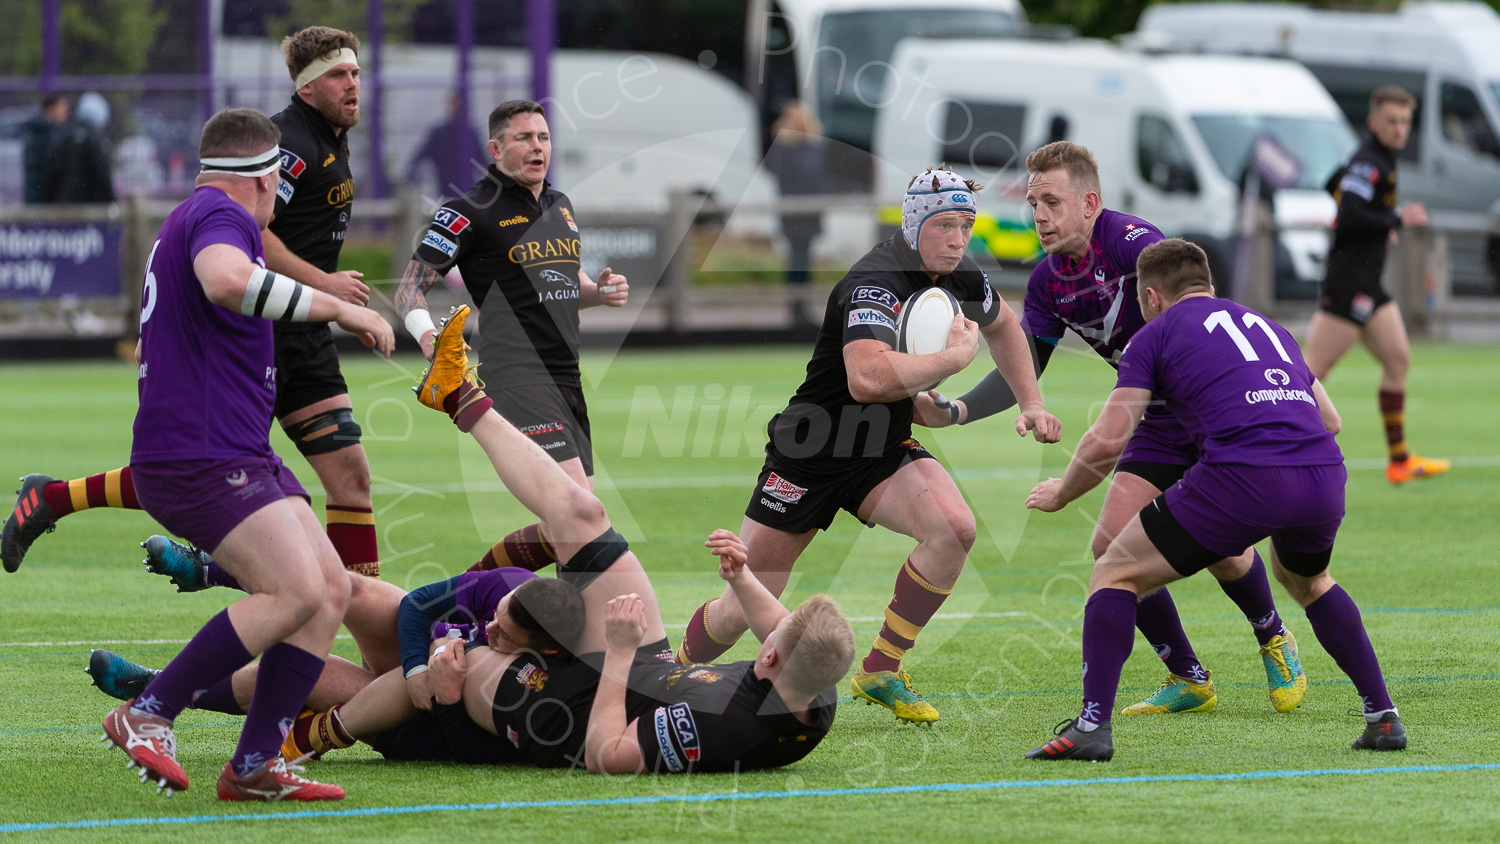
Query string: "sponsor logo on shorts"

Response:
xmin=848 ymin=308 xmax=895 ymax=330
xmin=760 ymin=497 xmax=787 ymax=513
xmin=496 ymin=215 xmax=531 ymax=227
xmin=226 ymin=470 xmax=248 ymax=487
xmin=560 ymin=207 xmax=579 ymax=232
xmin=280 ymin=151 xmax=306 ymax=179
xmin=851 ymin=286 xmax=898 ymax=311
xmin=1352 ymin=293 xmax=1375 ymax=323
xmin=654 ymin=707 xmax=684 ymax=773
xmin=276 ymin=180 xmax=295 ymax=203
xmin=515 ymin=663 xmax=548 ymax=692
xmin=540 ymin=441 xmax=566 ymax=450
xmin=422 ymin=230 xmax=457 ymax=258
xmin=762 ymin=472 xmax=807 ymax=503
xmin=668 ymin=702 xmax=701 ymax=763
xmin=506 ymin=725 xmax=521 ymax=747
xmin=432 ymin=208 xmax=471 ymax=235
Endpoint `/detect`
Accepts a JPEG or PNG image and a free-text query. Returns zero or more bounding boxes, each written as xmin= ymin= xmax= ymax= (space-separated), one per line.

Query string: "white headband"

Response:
xmin=294 ymin=48 xmax=359 ymax=89
xmin=902 ymin=168 xmax=978 ymax=249
xmin=200 ymin=146 xmax=282 ymax=178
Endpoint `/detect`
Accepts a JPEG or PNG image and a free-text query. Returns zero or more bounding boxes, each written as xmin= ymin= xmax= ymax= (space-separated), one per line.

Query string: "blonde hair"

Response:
xmin=1026 ymin=141 xmax=1102 ymax=199
xmin=1370 ymin=85 xmax=1415 ymax=113
xmin=1136 ymin=238 xmax=1213 ymax=299
xmin=777 ymin=594 xmax=856 ymax=696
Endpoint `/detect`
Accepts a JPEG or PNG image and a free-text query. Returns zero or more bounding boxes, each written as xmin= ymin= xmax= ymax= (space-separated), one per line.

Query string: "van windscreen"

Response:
xmin=1191 ymin=115 xmax=1358 ymax=190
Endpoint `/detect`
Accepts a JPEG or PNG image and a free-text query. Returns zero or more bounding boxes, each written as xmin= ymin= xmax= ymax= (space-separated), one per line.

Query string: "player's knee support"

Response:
xmin=556 ymin=527 xmax=629 ymax=591
xmin=285 ymin=408 xmax=362 ymax=457
xmin=1270 ymin=538 xmax=1332 ymax=578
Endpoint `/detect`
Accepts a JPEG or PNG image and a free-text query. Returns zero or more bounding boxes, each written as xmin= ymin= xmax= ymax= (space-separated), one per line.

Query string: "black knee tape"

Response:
xmin=1271 ymin=537 xmax=1333 ymax=578
xmin=286 ymin=408 xmax=362 ymax=457
xmin=556 ymin=527 xmax=629 ymax=591
xmin=1138 ymin=494 xmax=1222 ymax=577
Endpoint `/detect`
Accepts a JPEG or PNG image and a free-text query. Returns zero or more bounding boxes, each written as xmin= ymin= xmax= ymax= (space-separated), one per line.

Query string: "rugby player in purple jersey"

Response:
xmin=97 ymin=107 xmax=394 ymax=801
xmin=919 ymin=142 xmax=1306 ymax=716
xmin=1024 ymin=239 xmax=1403 ymax=761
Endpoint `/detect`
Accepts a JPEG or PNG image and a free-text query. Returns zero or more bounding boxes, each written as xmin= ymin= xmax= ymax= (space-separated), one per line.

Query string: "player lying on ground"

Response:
xmin=1022 ymin=239 xmax=1403 ymax=762
xmin=917 ymin=141 xmax=1307 ymax=717
xmin=289 ymin=309 xmax=855 ymax=773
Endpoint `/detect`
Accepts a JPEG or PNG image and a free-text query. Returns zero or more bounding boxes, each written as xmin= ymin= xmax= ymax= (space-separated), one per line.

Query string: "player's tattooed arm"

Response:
xmin=393 ymin=260 xmax=443 ymax=319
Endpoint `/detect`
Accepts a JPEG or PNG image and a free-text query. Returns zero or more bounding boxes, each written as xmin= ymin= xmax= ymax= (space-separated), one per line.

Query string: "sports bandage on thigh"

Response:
xmin=284 ymin=408 xmax=362 ymax=456
xmin=556 ymin=527 xmax=629 ymax=591
xmin=242 ymin=267 xmax=314 ymax=321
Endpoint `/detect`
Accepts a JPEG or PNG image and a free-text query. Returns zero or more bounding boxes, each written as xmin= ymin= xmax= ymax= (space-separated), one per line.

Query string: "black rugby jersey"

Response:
xmin=770 ymin=235 xmax=999 ymax=462
xmin=270 ymin=94 xmax=354 ymax=332
xmin=412 ymin=166 xmax=582 ymax=388
xmin=1325 ymin=135 xmax=1403 ymax=288
xmin=630 ymin=660 xmax=837 ymax=774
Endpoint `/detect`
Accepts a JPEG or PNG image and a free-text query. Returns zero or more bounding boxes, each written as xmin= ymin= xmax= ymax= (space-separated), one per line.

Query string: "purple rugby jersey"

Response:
xmin=131 ymin=186 xmax=276 ymax=464
xmin=1023 ymin=208 xmax=1163 ymax=365
xmin=1116 ymin=297 xmax=1343 ymax=467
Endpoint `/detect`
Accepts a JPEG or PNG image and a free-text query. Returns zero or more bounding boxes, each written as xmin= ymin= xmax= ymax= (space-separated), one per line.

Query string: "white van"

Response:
xmin=1139 ymin=1 xmax=1500 ymax=289
xmin=871 ymin=37 xmax=1356 ymax=288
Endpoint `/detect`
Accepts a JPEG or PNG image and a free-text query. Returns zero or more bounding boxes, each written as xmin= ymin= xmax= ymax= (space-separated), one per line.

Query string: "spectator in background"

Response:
xmin=406 ymin=93 xmax=485 ymax=200
xmin=23 ymin=94 xmax=68 ymax=204
xmin=45 ymin=91 xmax=115 ymax=204
xmin=765 ymin=100 xmax=827 ymax=328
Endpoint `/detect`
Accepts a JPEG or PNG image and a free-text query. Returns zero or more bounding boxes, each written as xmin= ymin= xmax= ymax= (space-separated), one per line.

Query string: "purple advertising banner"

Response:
xmin=0 ymin=222 xmax=122 ymax=299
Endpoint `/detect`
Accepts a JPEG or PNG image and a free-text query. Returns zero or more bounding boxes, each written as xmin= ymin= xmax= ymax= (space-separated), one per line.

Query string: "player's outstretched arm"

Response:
xmin=844 ymin=314 xmax=979 ymax=403
xmin=193 ymin=243 xmax=393 ymax=356
xmin=585 ymin=594 xmax=648 ymax=775
xmin=394 ymin=259 xmax=445 ymax=359
xmin=262 ymin=226 xmax=369 ymax=305
xmin=1312 ymin=379 xmax=1342 ymax=434
xmin=707 ymin=529 xmax=789 ymax=643
xmin=976 ymin=302 xmax=1060 ymax=443
xmin=1027 ymin=386 xmax=1151 ymax=512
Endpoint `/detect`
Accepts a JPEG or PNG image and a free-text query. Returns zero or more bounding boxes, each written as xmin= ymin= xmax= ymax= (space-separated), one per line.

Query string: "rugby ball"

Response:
xmin=896 ymin=287 xmax=962 ymax=389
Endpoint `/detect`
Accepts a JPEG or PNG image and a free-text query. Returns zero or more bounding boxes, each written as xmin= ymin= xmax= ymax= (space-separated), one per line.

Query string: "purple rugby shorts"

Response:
xmin=133 ymin=455 xmax=308 ymax=553
xmin=1163 ymin=462 xmax=1346 ymax=558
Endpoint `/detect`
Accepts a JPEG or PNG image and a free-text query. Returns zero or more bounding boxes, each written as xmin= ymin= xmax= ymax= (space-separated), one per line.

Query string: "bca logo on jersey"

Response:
xmin=280 ymin=151 xmax=306 ymax=179
xmin=668 ymin=702 xmax=701 ymax=763
xmin=762 ymin=472 xmax=807 ymax=503
xmin=433 ymin=208 xmax=471 ymax=235
xmin=852 ymin=286 xmax=898 ymax=311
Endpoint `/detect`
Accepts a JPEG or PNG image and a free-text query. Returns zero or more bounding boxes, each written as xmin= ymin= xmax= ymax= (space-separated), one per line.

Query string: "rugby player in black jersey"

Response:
xmin=393 ymin=99 xmax=628 ymax=575
xmin=676 ymin=169 xmax=1059 ymax=725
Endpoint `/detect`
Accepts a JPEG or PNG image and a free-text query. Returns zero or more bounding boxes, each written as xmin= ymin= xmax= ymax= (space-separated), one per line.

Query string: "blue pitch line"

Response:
xmin=3 ymin=763 xmax=1498 ymax=833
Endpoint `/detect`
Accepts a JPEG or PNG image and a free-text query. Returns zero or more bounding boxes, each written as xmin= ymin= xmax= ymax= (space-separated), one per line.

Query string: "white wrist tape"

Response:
xmin=405 ymin=664 xmax=429 ymax=679
xmin=404 ymin=308 xmax=437 ymax=342
xmin=242 ymin=267 xmax=313 ymax=322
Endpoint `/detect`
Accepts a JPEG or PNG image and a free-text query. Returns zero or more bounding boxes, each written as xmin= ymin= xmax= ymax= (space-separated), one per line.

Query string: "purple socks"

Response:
xmin=205 ymin=561 xmax=245 ymax=592
xmin=1133 ymin=588 xmax=1207 ymax=681
xmin=1218 ymin=551 xmax=1286 ymax=646
xmin=131 ymin=610 xmax=252 ymax=722
xmin=1305 ymin=585 xmax=1395 ymax=714
xmin=1080 ymin=588 xmax=1139 ymax=726
xmin=190 ymin=675 xmax=245 ymax=715
xmin=231 ymin=642 xmax=325 ymax=776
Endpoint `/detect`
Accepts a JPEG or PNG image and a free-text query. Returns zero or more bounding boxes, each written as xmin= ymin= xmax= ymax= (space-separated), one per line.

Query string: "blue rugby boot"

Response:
xmin=1121 ymin=670 xmax=1217 ymax=715
xmin=141 ymin=535 xmax=211 ymax=593
xmin=86 ymin=648 xmax=159 ymax=701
